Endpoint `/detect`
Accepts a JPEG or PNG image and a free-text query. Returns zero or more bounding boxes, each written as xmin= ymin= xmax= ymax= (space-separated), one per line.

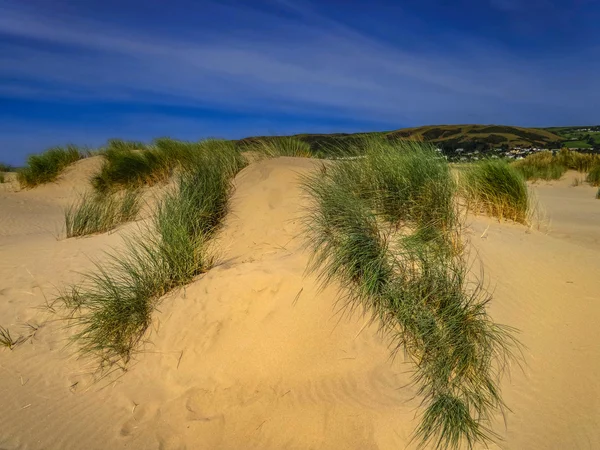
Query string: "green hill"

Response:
xmin=238 ymin=124 xmax=566 ymax=157
xmin=544 ymin=126 xmax=600 ymax=149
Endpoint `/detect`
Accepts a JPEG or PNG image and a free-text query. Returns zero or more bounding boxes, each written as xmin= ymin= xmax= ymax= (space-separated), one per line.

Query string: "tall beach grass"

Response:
xmin=302 ymin=139 xmax=519 ymax=449
xmin=586 ymin=164 xmax=600 ymax=186
xmin=513 ymin=149 xmax=600 ymax=181
xmin=91 ymin=138 xmax=223 ymax=192
xmin=463 ymin=160 xmax=529 ymax=223
xmin=57 ymin=140 xmax=246 ymax=368
xmin=245 ymin=136 xmax=312 ymax=158
xmin=17 ymin=145 xmax=82 ymax=188
xmin=65 ymin=189 xmax=141 ymax=238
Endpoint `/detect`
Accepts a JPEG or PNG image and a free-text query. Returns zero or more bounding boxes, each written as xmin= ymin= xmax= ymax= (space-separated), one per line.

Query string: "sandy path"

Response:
xmin=0 ymin=158 xmax=599 ymax=449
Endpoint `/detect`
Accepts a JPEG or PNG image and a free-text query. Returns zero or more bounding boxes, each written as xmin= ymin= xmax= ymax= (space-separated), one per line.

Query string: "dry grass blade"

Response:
xmin=0 ymin=325 xmax=25 ymax=350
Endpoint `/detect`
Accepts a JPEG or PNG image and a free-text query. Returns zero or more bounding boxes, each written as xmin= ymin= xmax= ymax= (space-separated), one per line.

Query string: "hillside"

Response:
xmin=545 ymin=125 xmax=600 ymax=149
xmin=238 ymin=124 xmax=565 ymax=157
xmin=387 ymin=124 xmax=564 ymax=149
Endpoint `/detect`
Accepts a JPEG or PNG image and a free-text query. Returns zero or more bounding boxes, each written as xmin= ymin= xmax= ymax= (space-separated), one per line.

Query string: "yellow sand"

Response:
xmin=0 ymin=158 xmax=599 ymax=449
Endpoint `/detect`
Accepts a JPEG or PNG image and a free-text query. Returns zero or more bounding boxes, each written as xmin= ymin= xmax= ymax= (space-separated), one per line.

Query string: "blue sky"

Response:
xmin=1 ymin=0 xmax=599 ymax=164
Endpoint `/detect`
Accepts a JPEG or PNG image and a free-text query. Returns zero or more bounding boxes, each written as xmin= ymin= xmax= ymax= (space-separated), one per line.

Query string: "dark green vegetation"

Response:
xmin=0 ymin=173 xmax=4 ymax=184
xmin=91 ymin=138 xmax=232 ymax=192
xmin=545 ymin=126 xmax=600 ymax=149
xmin=65 ymin=189 xmax=141 ymax=238
xmin=0 ymin=162 xmax=13 ymax=172
xmin=463 ymin=160 xmax=529 ymax=223
xmin=302 ymin=138 xmax=519 ymax=449
xmin=56 ymin=141 xmax=246 ymax=368
xmin=17 ymin=146 xmax=83 ymax=188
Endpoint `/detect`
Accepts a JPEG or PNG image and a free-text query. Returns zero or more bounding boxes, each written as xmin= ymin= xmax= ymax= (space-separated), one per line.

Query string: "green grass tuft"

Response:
xmin=0 ymin=173 xmax=4 ymax=184
xmin=463 ymin=159 xmax=529 ymax=223
xmin=65 ymin=189 xmax=141 ymax=238
xmin=362 ymin=137 xmax=456 ymax=231
xmin=512 ymin=151 xmax=566 ymax=181
xmin=513 ymin=149 xmax=600 ymax=182
xmin=91 ymin=138 xmax=232 ymax=192
xmin=247 ymin=136 xmax=312 ymax=158
xmin=586 ymin=164 xmax=600 ymax=186
xmin=17 ymin=146 xmax=82 ymax=188
xmin=57 ymin=140 xmax=246 ymax=368
xmin=0 ymin=162 xmax=13 ymax=172
xmin=302 ymin=140 xmax=519 ymax=449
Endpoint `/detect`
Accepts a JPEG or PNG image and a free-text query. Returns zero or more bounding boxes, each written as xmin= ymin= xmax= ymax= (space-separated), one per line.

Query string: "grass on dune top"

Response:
xmin=56 ymin=140 xmax=246 ymax=368
xmin=302 ymin=137 xmax=520 ymax=449
xmin=91 ymin=138 xmax=240 ymax=192
xmin=463 ymin=160 xmax=529 ymax=223
xmin=17 ymin=145 xmax=83 ymax=188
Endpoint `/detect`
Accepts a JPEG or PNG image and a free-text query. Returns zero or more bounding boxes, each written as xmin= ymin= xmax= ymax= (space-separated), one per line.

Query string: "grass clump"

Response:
xmin=513 ymin=149 xmax=600 ymax=182
xmin=248 ymin=136 xmax=312 ymax=158
xmin=65 ymin=189 xmax=141 ymax=238
xmin=0 ymin=162 xmax=13 ymax=172
xmin=0 ymin=325 xmax=24 ymax=350
xmin=302 ymin=139 xmax=519 ymax=449
xmin=512 ymin=151 xmax=566 ymax=181
xmin=57 ymin=140 xmax=246 ymax=368
xmin=17 ymin=145 xmax=82 ymax=188
xmin=463 ymin=160 xmax=529 ymax=223
xmin=0 ymin=173 xmax=4 ymax=184
xmin=586 ymin=164 xmax=600 ymax=186
xmin=362 ymin=138 xmax=455 ymax=231
xmin=555 ymin=148 xmax=600 ymax=172
xmin=91 ymin=138 xmax=225 ymax=192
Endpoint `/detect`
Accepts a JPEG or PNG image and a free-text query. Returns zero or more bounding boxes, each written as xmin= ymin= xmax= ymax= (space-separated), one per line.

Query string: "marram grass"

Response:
xmin=91 ymin=138 xmax=231 ymax=192
xmin=56 ymin=140 xmax=246 ymax=369
xmin=513 ymin=148 xmax=600 ymax=181
xmin=463 ymin=159 xmax=529 ymax=223
xmin=302 ymin=139 xmax=519 ymax=449
xmin=247 ymin=136 xmax=312 ymax=158
xmin=65 ymin=189 xmax=141 ymax=238
xmin=17 ymin=145 xmax=82 ymax=188
xmin=586 ymin=164 xmax=600 ymax=186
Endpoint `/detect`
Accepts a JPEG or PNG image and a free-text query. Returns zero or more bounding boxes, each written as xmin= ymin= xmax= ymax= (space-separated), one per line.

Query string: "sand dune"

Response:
xmin=1 ymin=157 xmax=599 ymax=449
